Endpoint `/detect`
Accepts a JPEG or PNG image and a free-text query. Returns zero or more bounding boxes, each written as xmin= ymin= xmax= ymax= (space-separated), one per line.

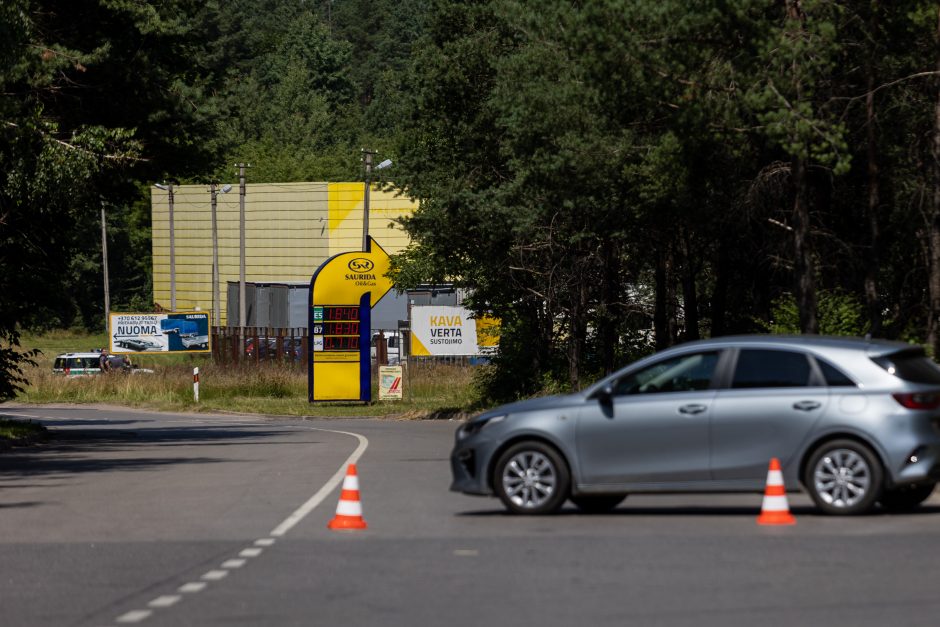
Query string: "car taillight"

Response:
xmin=892 ymin=393 xmax=940 ymax=410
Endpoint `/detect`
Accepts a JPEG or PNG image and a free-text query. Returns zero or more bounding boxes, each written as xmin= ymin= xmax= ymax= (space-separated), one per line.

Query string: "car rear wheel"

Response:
xmin=570 ymin=493 xmax=627 ymax=513
xmin=493 ymin=441 xmax=570 ymax=515
xmin=805 ymin=439 xmax=883 ymax=515
xmin=879 ymin=483 xmax=935 ymax=512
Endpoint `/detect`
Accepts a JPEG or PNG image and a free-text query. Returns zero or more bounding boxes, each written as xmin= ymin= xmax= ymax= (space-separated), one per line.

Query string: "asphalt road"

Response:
xmin=3 ymin=405 xmax=940 ymax=627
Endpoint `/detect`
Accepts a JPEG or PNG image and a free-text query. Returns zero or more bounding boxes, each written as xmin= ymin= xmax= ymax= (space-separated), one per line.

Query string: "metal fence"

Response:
xmin=210 ymin=327 xmax=492 ymax=370
xmin=212 ymin=327 xmax=307 ymax=366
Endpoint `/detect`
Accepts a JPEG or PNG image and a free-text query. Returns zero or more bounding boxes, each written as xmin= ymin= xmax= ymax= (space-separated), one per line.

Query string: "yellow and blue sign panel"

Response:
xmin=308 ymin=237 xmax=394 ymax=402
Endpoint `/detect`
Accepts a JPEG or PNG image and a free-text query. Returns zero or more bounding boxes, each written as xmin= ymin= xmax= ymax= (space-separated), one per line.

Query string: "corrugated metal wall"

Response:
xmin=152 ymin=182 xmax=415 ymax=324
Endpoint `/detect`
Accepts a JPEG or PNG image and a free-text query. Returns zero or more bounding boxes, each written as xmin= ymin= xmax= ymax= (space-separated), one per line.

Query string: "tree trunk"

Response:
xmin=864 ymin=1 xmax=883 ymax=337
xmin=681 ymin=233 xmax=700 ymax=341
xmin=927 ymin=8 xmax=940 ymax=356
xmin=792 ymin=155 xmax=818 ymax=334
xmin=654 ymin=246 xmax=678 ymax=350
xmin=710 ymin=242 xmax=729 ymax=337
xmin=787 ymin=0 xmax=818 ymax=334
xmin=567 ymin=265 xmax=589 ymax=390
xmin=600 ymin=239 xmax=618 ymax=375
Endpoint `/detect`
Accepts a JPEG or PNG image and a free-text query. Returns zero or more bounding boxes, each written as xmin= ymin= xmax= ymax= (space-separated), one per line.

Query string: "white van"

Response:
xmin=370 ymin=332 xmax=401 ymax=365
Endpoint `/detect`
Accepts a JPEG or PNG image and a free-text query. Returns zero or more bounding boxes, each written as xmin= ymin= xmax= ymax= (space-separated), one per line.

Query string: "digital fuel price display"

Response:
xmin=313 ymin=306 xmax=361 ymax=352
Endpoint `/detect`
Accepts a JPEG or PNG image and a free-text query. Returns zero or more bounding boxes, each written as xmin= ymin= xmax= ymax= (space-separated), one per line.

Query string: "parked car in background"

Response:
xmin=451 ymin=335 xmax=940 ymax=516
xmin=52 ymin=353 xmax=104 ymax=377
xmin=53 ymin=352 xmax=153 ymax=376
xmin=245 ymin=337 xmax=302 ymax=361
xmin=371 ymin=331 xmax=401 ymax=365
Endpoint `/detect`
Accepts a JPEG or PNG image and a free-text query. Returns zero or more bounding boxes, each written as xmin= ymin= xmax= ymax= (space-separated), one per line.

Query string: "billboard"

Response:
xmin=410 ymin=306 xmax=499 ymax=357
xmin=109 ymin=312 xmax=211 ymax=353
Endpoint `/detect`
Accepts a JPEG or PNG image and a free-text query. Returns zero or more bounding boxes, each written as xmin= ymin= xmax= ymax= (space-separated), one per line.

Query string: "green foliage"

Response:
xmin=761 ymin=290 xmax=869 ymax=337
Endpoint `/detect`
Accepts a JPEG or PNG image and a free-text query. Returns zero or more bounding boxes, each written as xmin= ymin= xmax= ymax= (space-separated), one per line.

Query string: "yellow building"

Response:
xmin=151 ymin=182 xmax=416 ymax=325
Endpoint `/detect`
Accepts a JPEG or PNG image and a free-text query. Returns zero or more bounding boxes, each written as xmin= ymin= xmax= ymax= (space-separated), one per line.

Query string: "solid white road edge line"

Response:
xmin=268 ymin=428 xmax=369 ymax=537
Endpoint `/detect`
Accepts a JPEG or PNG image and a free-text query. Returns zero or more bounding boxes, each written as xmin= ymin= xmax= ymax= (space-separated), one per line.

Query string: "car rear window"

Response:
xmin=872 ymin=350 xmax=940 ymax=384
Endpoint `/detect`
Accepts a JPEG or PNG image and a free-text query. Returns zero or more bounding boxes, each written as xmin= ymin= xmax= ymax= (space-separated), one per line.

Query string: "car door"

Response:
xmin=576 ymin=350 xmax=722 ymax=486
xmin=709 ymin=348 xmax=829 ymax=484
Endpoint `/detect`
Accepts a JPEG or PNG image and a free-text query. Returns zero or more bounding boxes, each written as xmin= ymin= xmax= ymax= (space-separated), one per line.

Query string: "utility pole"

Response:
xmin=210 ymin=182 xmax=221 ymax=327
xmin=362 ymin=149 xmax=375 ymax=252
xmin=155 ymin=180 xmax=178 ymax=311
xmin=166 ymin=181 xmax=176 ymax=311
xmin=236 ymin=163 xmax=250 ymax=329
xmin=101 ymin=202 xmax=110 ymax=328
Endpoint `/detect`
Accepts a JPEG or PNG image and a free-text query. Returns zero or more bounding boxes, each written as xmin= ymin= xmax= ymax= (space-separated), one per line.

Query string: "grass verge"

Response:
xmin=14 ymin=330 xmax=485 ymax=418
xmin=15 ymin=361 xmax=481 ymax=418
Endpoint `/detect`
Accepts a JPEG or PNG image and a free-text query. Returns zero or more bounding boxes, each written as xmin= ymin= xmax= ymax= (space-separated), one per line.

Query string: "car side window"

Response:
xmin=732 ymin=349 xmax=813 ymax=389
xmin=614 ymin=352 xmax=719 ymax=395
xmin=815 ymin=358 xmax=856 ymax=387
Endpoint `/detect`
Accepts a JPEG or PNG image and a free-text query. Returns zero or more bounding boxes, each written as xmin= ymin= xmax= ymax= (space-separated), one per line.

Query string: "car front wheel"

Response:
xmin=805 ymin=439 xmax=883 ymax=515
xmin=493 ymin=441 xmax=570 ymax=515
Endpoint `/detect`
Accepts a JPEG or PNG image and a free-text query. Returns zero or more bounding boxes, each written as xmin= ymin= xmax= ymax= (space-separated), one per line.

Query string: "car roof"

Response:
xmin=56 ymin=352 xmax=105 ymax=358
xmin=673 ymin=334 xmax=915 ymax=357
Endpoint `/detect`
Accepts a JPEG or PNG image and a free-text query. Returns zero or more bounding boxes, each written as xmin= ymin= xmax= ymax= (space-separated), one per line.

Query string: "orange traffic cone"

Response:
xmin=328 ymin=464 xmax=368 ymax=530
xmin=757 ymin=458 xmax=796 ymax=525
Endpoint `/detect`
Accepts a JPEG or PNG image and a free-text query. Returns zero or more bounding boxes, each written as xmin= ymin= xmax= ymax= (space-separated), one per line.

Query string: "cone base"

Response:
xmin=757 ymin=511 xmax=796 ymax=526
xmin=328 ymin=516 xmax=368 ymax=530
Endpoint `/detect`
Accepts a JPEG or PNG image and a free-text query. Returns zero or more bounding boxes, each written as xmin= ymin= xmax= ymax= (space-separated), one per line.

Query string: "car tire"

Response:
xmin=804 ymin=439 xmax=883 ymax=515
xmin=879 ymin=483 xmax=935 ymax=512
xmin=493 ymin=441 xmax=570 ymax=515
xmin=570 ymin=493 xmax=627 ymax=514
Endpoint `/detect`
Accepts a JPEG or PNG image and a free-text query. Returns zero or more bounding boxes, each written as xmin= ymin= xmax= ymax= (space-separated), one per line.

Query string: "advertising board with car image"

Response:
xmin=109 ymin=312 xmax=211 ymax=353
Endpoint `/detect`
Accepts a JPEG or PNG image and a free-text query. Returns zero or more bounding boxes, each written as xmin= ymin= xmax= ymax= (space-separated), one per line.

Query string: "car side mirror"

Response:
xmin=595 ymin=383 xmax=615 ymax=405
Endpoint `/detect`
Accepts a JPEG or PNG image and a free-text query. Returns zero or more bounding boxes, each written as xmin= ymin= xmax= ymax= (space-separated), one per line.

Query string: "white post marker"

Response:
xmin=193 ymin=367 xmax=200 ymax=402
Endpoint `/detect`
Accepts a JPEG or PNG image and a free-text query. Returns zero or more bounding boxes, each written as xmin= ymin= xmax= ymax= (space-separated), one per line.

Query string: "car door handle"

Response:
xmin=678 ymin=404 xmax=707 ymax=415
xmin=793 ymin=400 xmax=822 ymax=411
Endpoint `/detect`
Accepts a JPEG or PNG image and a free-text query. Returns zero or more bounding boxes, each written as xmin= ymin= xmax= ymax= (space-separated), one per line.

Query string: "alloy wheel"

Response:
xmin=812 ymin=448 xmax=872 ymax=509
xmin=501 ymin=451 xmax=558 ymax=510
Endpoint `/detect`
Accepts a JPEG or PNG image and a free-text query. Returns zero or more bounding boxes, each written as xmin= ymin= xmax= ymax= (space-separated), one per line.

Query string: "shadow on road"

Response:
xmin=457 ymin=503 xmax=940 ymax=518
xmin=0 ymin=419 xmax=321 ymax=479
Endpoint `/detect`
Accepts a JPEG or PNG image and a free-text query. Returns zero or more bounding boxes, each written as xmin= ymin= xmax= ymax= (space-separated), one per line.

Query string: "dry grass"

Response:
xmin=16 ymin=361 xmax=482 ymax=418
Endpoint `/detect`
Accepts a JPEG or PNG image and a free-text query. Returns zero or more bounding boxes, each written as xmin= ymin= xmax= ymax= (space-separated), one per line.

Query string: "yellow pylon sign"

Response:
xmin=308 ymin=237 xmax=394 ymax=402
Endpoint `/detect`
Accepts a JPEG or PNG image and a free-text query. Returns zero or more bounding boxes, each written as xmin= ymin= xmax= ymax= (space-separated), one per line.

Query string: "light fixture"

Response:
xmin=376 ymin=159 xmax=393 ymax=170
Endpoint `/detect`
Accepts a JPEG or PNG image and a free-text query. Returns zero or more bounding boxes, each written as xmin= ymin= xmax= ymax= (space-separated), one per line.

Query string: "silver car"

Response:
xmin=450 ymin=335 xmax=940 ymax=515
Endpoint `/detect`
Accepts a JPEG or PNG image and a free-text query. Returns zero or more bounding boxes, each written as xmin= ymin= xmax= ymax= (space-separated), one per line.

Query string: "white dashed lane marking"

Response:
xmin=105 ymin=426 xmax=369 ymax=624
xmin=116 ymin=610 xmax=152 ymax=623
xmin=201 ymin=570 xmax=229 ymax=581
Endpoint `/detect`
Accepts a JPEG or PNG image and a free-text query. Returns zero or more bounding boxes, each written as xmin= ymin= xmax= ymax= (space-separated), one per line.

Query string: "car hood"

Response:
xmin=478 ymin=393 xmax=585 ymax=419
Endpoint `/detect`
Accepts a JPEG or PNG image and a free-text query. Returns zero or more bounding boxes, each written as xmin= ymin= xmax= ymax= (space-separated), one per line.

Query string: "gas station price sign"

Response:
xmin=312 ymin=306 xmax=361 ymax=352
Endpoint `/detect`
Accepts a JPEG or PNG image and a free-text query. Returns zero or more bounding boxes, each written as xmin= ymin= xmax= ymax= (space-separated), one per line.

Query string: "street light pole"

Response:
xmin=362 ymin=149 xmax=375 ymax=252
xmin=168 ymin=182 xmax=176 ymax=311
xmin=360 ymin=151 xmax=392 ymax=252
xmin=101 ymin=202 xmax=110 ymax=328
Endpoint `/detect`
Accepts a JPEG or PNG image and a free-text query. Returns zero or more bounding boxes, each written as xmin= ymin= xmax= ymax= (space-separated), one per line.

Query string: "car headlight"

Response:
xmin=458 ymin=414 xmax=507 ymax=439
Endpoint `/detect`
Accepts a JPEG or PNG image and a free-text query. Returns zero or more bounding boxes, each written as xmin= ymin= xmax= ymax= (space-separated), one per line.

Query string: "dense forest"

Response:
xmin=1 ymin=0 xmax=939 ymax=401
